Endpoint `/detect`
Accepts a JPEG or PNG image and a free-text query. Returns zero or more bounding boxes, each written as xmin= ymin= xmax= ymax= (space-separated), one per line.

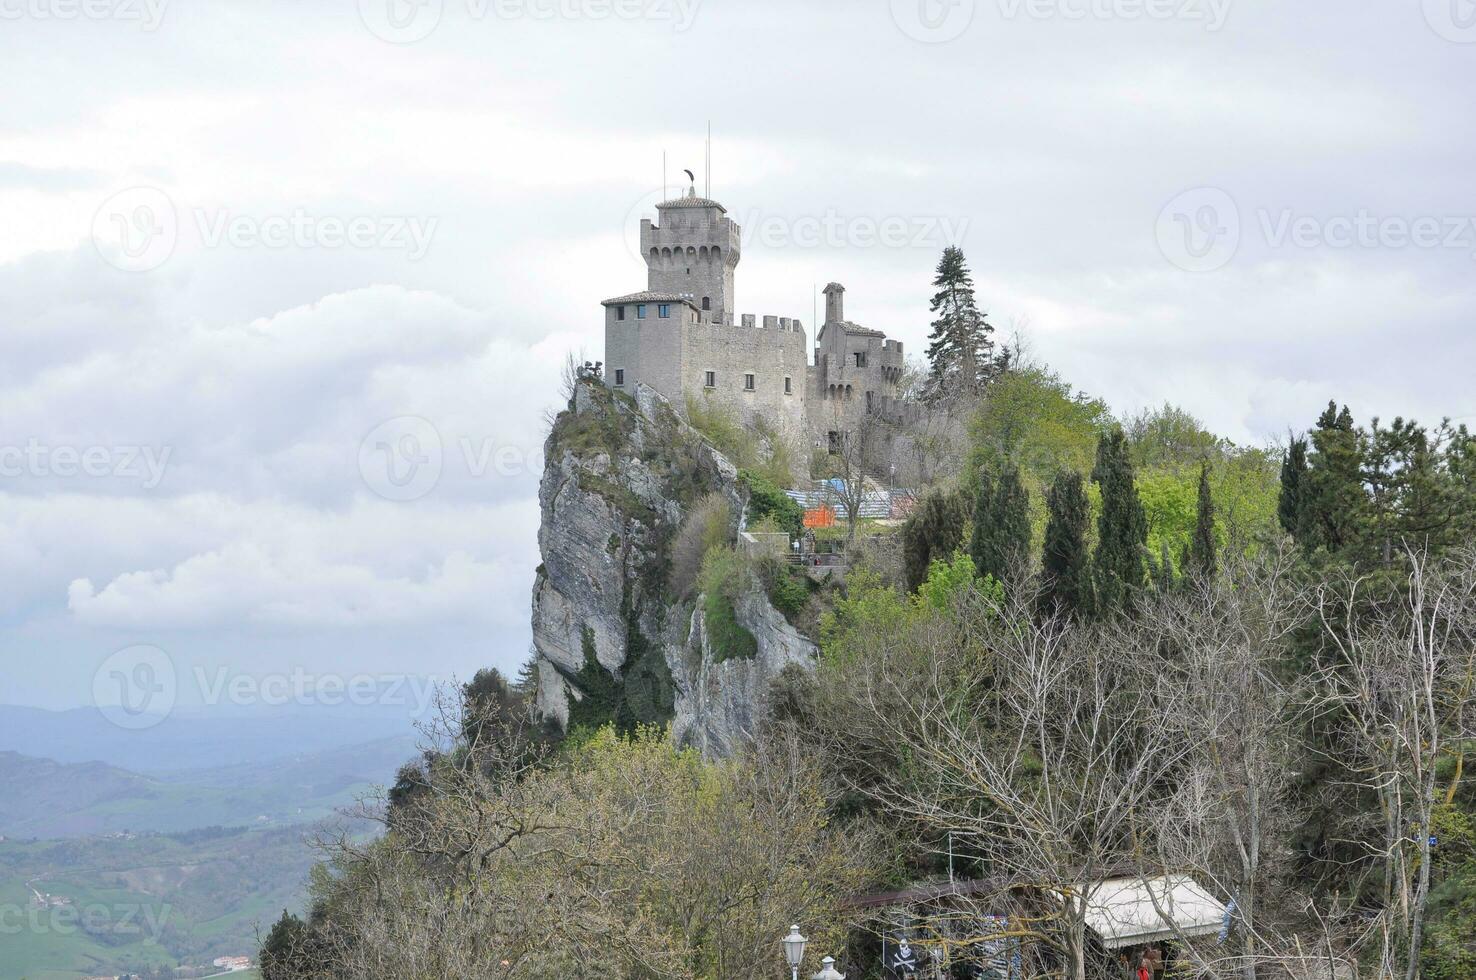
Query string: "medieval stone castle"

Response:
xmin=602 ymin=183 xmax=907 ymax=454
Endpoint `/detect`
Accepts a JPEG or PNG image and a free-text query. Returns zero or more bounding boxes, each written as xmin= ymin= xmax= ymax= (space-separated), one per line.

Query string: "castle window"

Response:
xmin=658 ymin=304 xmax=671 ymax=318
xmin=784 ymin=376 xmax=792 ymax=395
xmin=614 ymin=369 xmax=625 ymax=386
xmin=636 ymin=304 xmax=647 ymax=319
xmin=702 ymin=297 xmax=711 ymax=311
xmin=744 ymin=373 xmax=755 ymax=391
xmin=615 ymin=305 xmax=625 ymax=321
xmin=854 ymin=351 xmax=867 ymax=368
xmin=705 ymin=370 xmax=716 ymax=388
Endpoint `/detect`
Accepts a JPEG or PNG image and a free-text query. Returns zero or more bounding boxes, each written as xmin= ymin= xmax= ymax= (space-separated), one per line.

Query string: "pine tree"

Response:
xmin=1300 ymin=402 xmax=1366 ymax=554
xmin=1189 ymin=461 xmax=1217 ymax=580
xmin=1278 ymin=436 xmax=1307 ymax=537
xmin=1039 ymin=470 xmax=1092 ymax=619
xmin=1091 ymin=427 xmax=1148 ymax=614
xmin=925 ymin=246 xmax=996 ymax=398
xmin=969 ymin=462 xmax=1031 ymax=583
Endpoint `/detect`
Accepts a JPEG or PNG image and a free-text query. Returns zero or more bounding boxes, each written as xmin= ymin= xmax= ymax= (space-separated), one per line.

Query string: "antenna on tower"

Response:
xmin=662 ymin=150 xmax=667 ymax=204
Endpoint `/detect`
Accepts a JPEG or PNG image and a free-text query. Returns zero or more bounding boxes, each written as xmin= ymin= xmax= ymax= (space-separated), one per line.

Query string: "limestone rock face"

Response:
xmin=670 ymin=588 xmax=818 ymax=758
xmin=530 ymin=380 xmax=815 ymax=755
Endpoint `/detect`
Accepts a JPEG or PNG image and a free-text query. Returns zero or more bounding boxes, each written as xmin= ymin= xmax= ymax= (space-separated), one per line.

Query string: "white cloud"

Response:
xmin=3 ymin=0 xmax=1475 ymax=706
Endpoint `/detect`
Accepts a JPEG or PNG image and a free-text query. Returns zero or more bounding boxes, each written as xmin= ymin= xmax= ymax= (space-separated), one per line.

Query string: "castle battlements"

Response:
xmin=604 ymin=186 xmax=905 ymax=455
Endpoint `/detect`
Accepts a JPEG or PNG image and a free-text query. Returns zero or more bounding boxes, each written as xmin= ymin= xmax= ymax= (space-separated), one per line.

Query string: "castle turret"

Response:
xmin=823 ymin=282 xmax=845 ymax=325
xmin=641 ymin=184 xmax=741 ymax=325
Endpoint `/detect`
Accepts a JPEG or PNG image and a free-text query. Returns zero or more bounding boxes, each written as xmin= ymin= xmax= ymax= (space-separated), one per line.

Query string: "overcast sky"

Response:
xmin=2 ymin=0 xmax=1473 ymax=712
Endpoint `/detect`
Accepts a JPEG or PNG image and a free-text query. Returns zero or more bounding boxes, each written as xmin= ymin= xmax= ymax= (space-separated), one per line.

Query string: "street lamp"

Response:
xmin=782 ymin=924 xmax=807 ymax=980
xmin=813 ymin=955 xmax=845 ymax=980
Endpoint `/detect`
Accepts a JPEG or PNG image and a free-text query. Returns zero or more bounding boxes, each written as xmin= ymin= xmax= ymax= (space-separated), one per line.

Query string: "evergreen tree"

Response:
xmin=1188 ymin=461 xmax=1217 ymax=580
xmin=903 ymin=487 xmax=969 ymax=592
xmin=1039 ymin=470 xmax=1092 ymax=619
xmin=969 ymin=462 xmax=1031 ymax=583
xmin=260 ymin=909 xmax=311 ymax=980
xmin=1278 ymin=436 xmax=1307 ymax=537
xmin=925 ymin=246 xmax=996 ymax=398
xmin=1091 ymin=427 xmax=1148 ymax=614
xmin=1300 ymin=402 xmax=1366 ymax=553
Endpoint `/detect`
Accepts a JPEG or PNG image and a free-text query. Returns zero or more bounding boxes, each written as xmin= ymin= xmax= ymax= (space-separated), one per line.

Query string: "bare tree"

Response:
xmin=1309 ymin=547 xmax=1476 ymax=980
xmin=1128 ymin=547 xmax=1315 ymax=980
xmin=818 ymin=405 xmax=888 ymax=546
xmin=820 ymin=582 xmax=1196 ymax=978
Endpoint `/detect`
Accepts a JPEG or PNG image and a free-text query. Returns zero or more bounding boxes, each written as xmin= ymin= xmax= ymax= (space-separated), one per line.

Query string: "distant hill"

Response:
xmin=0 ymin=736 xmax=417 ymax=838
xmin=0 ymin=698 xmax=434 ymax=773
xmin=0 ymin=823 xmax=359 ymax=980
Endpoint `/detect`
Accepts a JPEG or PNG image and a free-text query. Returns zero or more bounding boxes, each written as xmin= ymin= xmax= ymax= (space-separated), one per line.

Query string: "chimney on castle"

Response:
xmin=823 ymin=282 xmax=845 ymax=325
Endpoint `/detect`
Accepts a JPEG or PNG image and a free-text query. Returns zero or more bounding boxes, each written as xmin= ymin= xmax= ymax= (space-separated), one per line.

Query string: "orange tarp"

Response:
xmin=803 ymin=506 xmax=836 ymax=528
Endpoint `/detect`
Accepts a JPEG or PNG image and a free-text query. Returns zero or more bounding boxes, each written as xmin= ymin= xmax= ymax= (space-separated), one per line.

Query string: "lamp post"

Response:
xmin=812 ymin=955 xmax=845 ymax=979
xmin=782 ymin=924 xmax=808 ymax=980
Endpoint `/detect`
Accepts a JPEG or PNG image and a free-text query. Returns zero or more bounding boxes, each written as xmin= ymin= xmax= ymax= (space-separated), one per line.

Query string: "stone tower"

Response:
xmin=640 ymin=184 xmax=741 ymax=325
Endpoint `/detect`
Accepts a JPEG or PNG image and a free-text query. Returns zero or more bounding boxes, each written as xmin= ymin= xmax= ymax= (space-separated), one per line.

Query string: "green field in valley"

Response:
xmin=0 ymin=825 xmax=329 ymax=980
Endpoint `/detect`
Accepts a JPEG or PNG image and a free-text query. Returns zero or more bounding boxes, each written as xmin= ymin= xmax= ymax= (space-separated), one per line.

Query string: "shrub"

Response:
xmin=757 ymin=556 xmax=815 ymax=622
xmin=698 ymin=546 xmax=759 ymax=662
xmin=741 ymin=469 xmax=803 ymax=535
xmin=669 ymin=493 xmax=733 ymax=597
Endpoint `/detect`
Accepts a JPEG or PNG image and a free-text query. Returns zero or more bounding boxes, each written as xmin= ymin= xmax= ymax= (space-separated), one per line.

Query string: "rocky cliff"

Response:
xmin=530 ymin=379 xmax=816 ymax=757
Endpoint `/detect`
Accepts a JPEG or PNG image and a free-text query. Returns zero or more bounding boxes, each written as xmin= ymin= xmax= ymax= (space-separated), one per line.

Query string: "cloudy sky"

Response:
xmin=2 ymin=0 xmax=1473 ymax=711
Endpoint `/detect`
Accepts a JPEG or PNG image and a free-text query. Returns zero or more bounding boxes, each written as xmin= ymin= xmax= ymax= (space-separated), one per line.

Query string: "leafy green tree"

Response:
xmin=1188 ymin=461 xmax=1217 ymax=579
xmin=968 ymin=366 xmax=1113 ymax=549
xmin=1091 ymin=427 xmax=1148 ymax=614
xmin=969 ymin=462 xmax=1031 ymax=584
xmin=925 ymin=246 xmax=997 ymax=397
xmin=1125 ymin=403 xmax=1226 ymax=471
xmin=902 ymin=487 xmax=969 ymax=592
xmin=1278 ymin=436 xmax=1308 ymax=536
xmin=1039 ymin=470 xmax=1092 ymax=619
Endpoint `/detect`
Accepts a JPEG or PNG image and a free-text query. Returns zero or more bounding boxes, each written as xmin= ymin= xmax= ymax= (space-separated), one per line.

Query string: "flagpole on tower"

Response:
xmin=705 ymin=120 xmax=711 ymax=199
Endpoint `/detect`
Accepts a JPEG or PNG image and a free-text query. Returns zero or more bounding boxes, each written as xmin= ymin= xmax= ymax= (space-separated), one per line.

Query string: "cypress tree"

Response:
xmin=1039 ymin=470 xmax=1092 ymax=619
xmin=925 ymin=246 xmax=996 ymax=398
xmin=1278 ymin=436 xmax=1307 ymax=537
xmin=1189 ymin=461 xmax=1217 ymax=579
xmin=903 ymin=487 xmax=968 ymax=592
xmin=968 ymin=467 xmax=996 ymax=578
xmin=1091 ymin=427 xmax=1148 ymax=614
xmin=970 ymin=462 xmax=1031 ymax=583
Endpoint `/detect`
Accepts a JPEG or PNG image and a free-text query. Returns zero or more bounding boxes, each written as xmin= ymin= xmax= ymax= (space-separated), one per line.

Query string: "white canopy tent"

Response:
xmin=1081 ymin=875 xmax=1229 ymax=949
